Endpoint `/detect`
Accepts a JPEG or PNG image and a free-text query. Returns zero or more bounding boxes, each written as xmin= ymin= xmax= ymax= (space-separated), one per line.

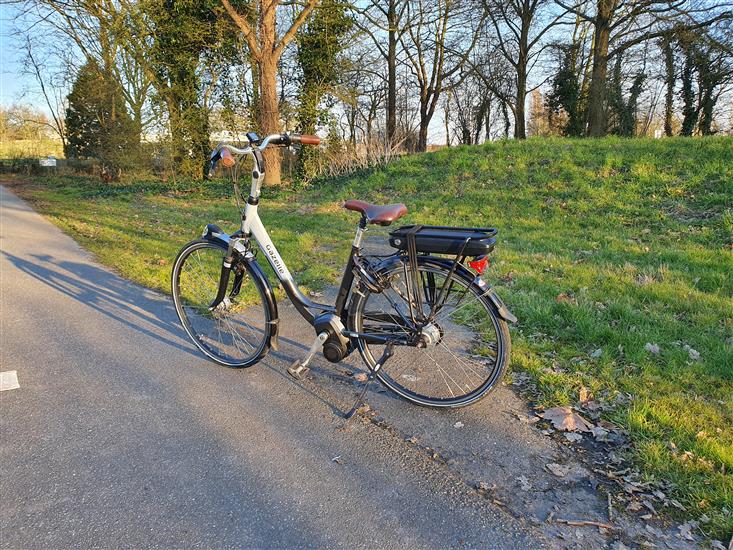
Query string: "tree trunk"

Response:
xmin=698 ymin=89 xmax=715 ymax=135
xmin=514 ymin=20 xmax=529 ymax=139
xmin=257 ymin=3 xmax=282 ymax=186
xmin=514 ymin=66 xmax=527 ymax=139
xmin=386 ymin=0 xmax=398 ymax=148
xmin=680 ymin=45 xmax=697 ymax=136
xmin=586 ymin=0 xmax=612 ymax=137
xmin=662 ymin=35 xmax=675 ymax=137
xmin=501 ymin=101 xmax=510 ymax=138
xmin=258 ymin=54 xmax=282 ymax=184
xmin=418 ymin=106 xmax=430 ymax=152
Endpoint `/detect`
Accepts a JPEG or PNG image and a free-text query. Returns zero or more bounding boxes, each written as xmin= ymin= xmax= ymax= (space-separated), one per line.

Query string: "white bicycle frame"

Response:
xmin=218 ymin=135 xmax=340 ymax=322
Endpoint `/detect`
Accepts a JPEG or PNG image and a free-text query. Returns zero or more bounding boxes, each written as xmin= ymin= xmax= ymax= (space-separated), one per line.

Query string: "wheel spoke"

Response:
xmin=355 ymin=262 xmax=506 ymax=404
xmin=174 ymin=243 xmax=268 ymax=366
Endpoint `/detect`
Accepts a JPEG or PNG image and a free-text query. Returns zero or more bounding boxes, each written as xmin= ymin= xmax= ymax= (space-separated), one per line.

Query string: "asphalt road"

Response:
xmin=1 ymin=184 xmax=647 ymax=549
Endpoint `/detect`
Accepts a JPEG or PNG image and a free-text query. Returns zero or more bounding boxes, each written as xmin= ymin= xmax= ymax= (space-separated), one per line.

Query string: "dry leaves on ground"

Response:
xmin=644 ymin=342 xmax=661 ymax=354
xmin=541 ymin=406 xmax=593 ymax=432
xmin=546 ymin=463 xmax=570 ymax=477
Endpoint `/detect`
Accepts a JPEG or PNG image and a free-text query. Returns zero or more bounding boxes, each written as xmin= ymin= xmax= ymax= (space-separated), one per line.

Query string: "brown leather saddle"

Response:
xmin=343 ymin=199 xmax=408 ymax=226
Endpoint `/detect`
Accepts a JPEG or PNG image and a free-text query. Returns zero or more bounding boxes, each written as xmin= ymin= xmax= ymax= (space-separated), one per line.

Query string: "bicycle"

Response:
xmin=171 ymin=132 xmax=517 ymax=416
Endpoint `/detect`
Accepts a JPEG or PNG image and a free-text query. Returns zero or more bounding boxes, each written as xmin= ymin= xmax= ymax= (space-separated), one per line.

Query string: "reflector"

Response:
xmin=469 ymin=255 xmax=489 ymax=274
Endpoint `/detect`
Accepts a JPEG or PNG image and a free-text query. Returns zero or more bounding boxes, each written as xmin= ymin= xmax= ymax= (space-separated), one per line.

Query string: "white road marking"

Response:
xmin=0 ymin=370 xmax=20 ymax=391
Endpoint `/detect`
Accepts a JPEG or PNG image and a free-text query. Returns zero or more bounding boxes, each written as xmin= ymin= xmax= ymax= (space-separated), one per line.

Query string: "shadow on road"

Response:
xmin=2 ymin=250 xmax=200 ymax=359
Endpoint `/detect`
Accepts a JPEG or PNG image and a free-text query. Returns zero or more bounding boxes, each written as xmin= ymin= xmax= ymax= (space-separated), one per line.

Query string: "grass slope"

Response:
xmin=8 ymin=136 xmax=733 ymax=539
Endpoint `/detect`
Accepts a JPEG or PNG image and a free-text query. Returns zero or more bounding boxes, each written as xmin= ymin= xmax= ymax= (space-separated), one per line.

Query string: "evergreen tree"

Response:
xmin=294 ymin=0 xmax=353 ymax=180
xmin=546 ymin=44 xmax=585 ymax=137
xmin=65 ymin=60 xmax=137 ymax=177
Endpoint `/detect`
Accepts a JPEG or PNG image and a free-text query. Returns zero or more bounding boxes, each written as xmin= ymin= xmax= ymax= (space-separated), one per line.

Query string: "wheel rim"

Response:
xmin=355 ymin=263 xmax=505 ymax=405
xmin=174 ymin=243 xmax=269 ymax=366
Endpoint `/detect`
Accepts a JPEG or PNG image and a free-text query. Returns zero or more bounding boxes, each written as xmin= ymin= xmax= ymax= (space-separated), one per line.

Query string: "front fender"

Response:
xmin=201 ymin=225 xmax=280 ymax=351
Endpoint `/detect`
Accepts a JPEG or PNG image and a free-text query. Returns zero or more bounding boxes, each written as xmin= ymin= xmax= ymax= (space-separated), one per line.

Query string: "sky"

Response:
xmin=0 ymin=3 xmax=30 ymax=107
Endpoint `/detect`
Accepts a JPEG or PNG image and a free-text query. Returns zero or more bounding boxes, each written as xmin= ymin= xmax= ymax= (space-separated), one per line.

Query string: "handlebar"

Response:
xmin=208 ymin=132 xmax=320 ymax=177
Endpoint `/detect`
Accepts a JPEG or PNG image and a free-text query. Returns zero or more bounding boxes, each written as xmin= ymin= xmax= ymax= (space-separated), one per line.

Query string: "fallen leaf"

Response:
xmin=626 ymin=501 xmax=643 ymax=512
xmin=644 ymin=342 xmax=661 ymax=355
xmin=590 ymin=426 xmax=609 ymax=439
xmin=546 ymin=463 xmax=570 ymax=477
xmin=476 ymin=481 xmax=495 ymax=492
xmin=678 ymin=520 xmax=698 ymax=541
xmin=556 ymin=292 xmax=577 ymax=304
xmin=683 ymin=344 xmax=700 ymax=361
xmin=353 ymin=372 xmax=368 ymax=382
xmin=516 ymin=475 xmax=531 ymax=490
xmin=583 ymin=399 xmax=602 ymax=411
xmin=541 ymin=406 xmax=593 ymax=432
xmin=669 ymin=499 xmax=685 ymax=510
xmin=454 ymin=421 xmax=464 ymax=429
xmin=564 ymin=432 xmax=583 ymax=442
xmin=578 ymin=386 xmax=592 ymax=403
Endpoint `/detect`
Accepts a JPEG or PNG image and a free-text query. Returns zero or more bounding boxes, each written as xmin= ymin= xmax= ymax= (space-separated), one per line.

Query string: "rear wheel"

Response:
xmin=172 ymin=240 xmax=272 ymax=368
xmin=349 ymin=258 xmax=510 ymax=407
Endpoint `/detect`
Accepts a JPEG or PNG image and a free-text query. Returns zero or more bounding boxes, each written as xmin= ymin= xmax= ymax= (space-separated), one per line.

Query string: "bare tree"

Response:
xmin=400 ymin=0 xmax=486 ymax=151
xmin=557 ymin=0 xmax=733 ymax=136
xmin=20 ymin=37 xmax=68 ymax=149
xmin=483 ymin=0 xmax=570 ymax=138
xmin=221 ymin=0 xmax=319 ymax=185
xmin=351 ymin=0 xmax=409 ymax=148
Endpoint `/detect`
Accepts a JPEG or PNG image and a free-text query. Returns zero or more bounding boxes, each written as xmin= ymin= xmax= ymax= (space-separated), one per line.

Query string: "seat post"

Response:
xmin=353 ymin=216 xmax=368 ymax=250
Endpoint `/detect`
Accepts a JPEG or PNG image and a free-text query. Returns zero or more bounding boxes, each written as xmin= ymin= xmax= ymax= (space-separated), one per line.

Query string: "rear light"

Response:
xmin=468 ymin=255 xmax=489 ymax=275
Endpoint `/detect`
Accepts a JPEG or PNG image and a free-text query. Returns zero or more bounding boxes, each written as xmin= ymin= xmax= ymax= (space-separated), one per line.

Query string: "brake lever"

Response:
xmin=208 ymin=147 xmax=223 ymax=178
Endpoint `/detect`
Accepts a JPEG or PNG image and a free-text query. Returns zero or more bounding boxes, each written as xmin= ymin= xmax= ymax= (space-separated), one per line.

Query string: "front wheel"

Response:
xmin=172 ymin=239 xmax=273 ymax=368
xmin=349 ymin=257 xmax=511 ymax=408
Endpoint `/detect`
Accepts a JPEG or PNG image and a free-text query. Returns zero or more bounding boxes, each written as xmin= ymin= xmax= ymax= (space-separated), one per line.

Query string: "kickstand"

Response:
xmin=344 ymin=343 xmax=394 ymax=420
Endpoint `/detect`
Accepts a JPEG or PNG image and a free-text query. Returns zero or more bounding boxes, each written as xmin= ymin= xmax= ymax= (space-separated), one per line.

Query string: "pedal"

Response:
xmin=286 ymin=331 xmax=328 ymax=380
xmin=287 ymin=361 xmax=310 ymax=380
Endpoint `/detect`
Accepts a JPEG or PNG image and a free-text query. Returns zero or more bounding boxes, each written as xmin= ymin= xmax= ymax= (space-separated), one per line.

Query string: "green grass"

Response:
xmin=9 ymin=136 xmax=733 ymax=540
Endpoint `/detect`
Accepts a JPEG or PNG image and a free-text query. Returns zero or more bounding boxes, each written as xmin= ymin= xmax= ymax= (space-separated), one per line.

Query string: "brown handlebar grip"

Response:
xmin=220 ymin=148 xmax=236 ymax=168
xmin=300 ymin=135 xmax=320 ymax=146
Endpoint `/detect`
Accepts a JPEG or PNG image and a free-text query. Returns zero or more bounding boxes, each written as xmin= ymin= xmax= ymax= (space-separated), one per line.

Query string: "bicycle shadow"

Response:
xmin=1 ymin=250 xmax=201 ymax=359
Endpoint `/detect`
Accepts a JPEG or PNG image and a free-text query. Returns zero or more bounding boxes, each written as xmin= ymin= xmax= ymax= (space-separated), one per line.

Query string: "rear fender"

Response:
xmin=375 ymin=255 xmax=517 ymax=324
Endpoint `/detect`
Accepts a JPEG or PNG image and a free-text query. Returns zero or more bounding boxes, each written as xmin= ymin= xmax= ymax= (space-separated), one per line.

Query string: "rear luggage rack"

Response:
xmin=388 ymin=225 xmax=497 ymax=257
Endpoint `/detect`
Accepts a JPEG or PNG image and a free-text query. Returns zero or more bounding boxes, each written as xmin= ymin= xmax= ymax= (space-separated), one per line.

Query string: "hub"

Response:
xmin=419 ymin=323 xmax=442 ymax=348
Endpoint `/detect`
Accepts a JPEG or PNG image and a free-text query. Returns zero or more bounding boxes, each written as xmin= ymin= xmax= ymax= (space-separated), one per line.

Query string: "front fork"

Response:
xmin=209 ymin=241 xmax=245 ymax=311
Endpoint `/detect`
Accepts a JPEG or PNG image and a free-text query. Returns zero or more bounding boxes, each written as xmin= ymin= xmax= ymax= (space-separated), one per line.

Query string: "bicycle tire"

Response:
xmin=348 ymin=257 xmax=510 ymax=407
xmin=172 ymin=239 xmax=272 ymax=368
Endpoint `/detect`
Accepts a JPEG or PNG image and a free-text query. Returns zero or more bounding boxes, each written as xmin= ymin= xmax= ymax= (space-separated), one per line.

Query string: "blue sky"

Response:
xmin=1 ymin=3 xmax=33 ymax=107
